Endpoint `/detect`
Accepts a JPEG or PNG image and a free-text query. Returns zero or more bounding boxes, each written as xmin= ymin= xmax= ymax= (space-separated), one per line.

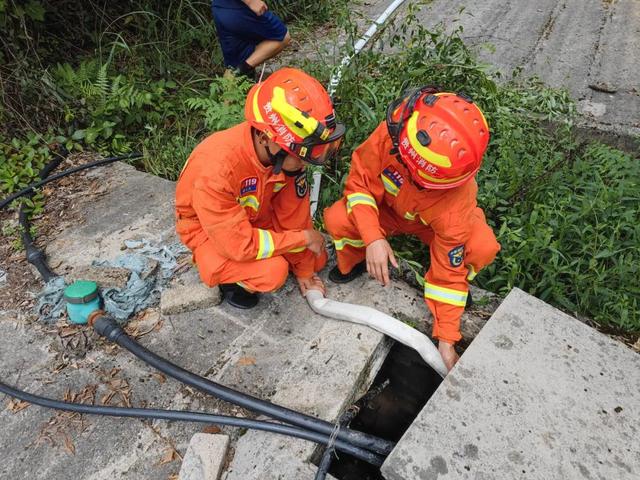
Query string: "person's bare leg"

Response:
xmin=245 ymin=31 xmax=291 ymax=67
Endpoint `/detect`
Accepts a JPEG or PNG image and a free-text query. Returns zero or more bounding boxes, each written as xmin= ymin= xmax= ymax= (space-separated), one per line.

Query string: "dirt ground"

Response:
xmin=0 ymin=153 xmax=115 ymax=319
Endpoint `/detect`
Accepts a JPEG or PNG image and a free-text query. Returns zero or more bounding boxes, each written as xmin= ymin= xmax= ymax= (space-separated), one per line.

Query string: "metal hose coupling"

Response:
xmin=89 ymin=310 xmax=124 ymax=343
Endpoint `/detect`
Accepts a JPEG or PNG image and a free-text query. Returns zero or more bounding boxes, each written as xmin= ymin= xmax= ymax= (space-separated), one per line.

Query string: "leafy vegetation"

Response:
xmin=292 ymin=6 xmax=639 ymax=331
xmin=0 ymin=1 xmax=637 ymax=331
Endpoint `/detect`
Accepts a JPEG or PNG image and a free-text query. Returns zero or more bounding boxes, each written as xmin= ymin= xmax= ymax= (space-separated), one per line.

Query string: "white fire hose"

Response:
xmin=305 ymin=290 xmax=447 ymax=377
xmin=306 ymin=1 xmax=446 ymax=378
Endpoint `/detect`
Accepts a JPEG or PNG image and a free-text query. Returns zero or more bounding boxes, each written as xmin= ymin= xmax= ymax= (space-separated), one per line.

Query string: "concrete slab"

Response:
xmin=369 ymin=0 xmax=639 ymax=149
xmin=179 ymin=433 xmax=229 ymax=480
xmin=1 ymin=162 xmax=498 ymax=479
xmin=45 ymin=162 xmax=178 ymax=269
xmin=381 ymin=288 xmax=640 ymax=480
xmin=161 ymin=282 xmax=222 ymax=315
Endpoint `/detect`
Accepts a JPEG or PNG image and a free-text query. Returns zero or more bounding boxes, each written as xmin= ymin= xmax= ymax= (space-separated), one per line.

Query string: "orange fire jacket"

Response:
xmin=342 ymin=122 xmax=493 ymax=342
xmin=175 ymin=122 xmax=316 ymax=278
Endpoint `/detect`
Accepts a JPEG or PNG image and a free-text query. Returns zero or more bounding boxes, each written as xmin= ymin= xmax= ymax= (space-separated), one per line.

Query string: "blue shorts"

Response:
xmin=212 ymin=4 xmax=288 ymax=68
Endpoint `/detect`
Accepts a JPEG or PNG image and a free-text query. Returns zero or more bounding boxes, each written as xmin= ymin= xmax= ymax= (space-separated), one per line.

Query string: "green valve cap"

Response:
xmin=64 ymin=280 xmax=99 ymax=304
xmin=64 ymin=280 xmax=101 ymax=325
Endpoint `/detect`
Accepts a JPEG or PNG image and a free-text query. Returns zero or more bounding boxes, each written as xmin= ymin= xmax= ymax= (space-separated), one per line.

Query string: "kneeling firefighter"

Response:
xmin=176 ymin=67 xmax=345 ymax=308
xmin=323 ymin=87 xmax=500 ymax=371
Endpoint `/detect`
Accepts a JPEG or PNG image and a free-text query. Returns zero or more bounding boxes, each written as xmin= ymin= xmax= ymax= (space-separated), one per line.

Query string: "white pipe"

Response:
xmin=309 ymin=170 xmax=323 ymax=219
xmin=310 ymin=0 xmax=410 ymax=218
xmin=327 ymin=0 xmax=408 ymax=97
xmin=305 ymin=290 xmax=447 ymax=377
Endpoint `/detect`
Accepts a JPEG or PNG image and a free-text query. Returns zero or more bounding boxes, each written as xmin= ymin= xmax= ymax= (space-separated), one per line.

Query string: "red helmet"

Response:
xmin=245 ymin=67 xmax=345 ymax=167
xmin=387 ymin=87 xmax=490 ymax=189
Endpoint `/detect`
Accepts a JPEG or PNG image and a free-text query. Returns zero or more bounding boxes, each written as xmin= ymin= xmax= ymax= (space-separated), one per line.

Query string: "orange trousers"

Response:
xmin=193 ymin=239 xmax=327 ymax=292
xmin=324 ymin=198 xmax=498 ymax=277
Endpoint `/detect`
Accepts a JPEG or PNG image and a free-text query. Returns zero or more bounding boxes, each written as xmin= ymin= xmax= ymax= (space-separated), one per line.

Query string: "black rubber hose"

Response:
xmin=0 ymin=153 xmax=142 ymax=210
xmin=315 ymin=406 xmax=359 ymax=480
xmin=19 ymin=204 xmax=57 ymax=282
xmin=0 ymin=381 xmax=383 ymax=466
xmin=16 ymin=154 xmax=67 ymax=282
xmin=315 ymin=379 xmax=390 ymax=479
xmin=93 ymin=314 xmax=395 ymax=456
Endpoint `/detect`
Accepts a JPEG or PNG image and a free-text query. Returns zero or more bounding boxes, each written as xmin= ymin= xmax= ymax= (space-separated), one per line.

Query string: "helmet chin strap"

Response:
xmin=282 ymin=168 xmax=303 ymax=177
xmin=265 ymin=145 xmax=288 ymax=174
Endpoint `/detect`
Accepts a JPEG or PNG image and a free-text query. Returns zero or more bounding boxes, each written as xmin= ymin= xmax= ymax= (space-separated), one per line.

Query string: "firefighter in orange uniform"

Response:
xmin=176 ymin=68 xmax=345 ymax=308
xmin=324 ymin=87 xmax=500 ymax=371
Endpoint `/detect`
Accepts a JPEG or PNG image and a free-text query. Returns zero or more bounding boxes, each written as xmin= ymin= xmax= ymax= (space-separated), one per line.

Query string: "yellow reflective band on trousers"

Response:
xmin=346 ymin=192 xmax=378 ymax=214
xmin=404 ymin=211 xmax=417 ymax=221
xmin=256 ymin=229 xmax=275 ymax=259
xmin=424 ymin=282 xmax=468 ymax=307
xmin=333 ymin=237 xmax=366 ymax=251
xmin=288 ymin=246 xmax=306 ymax=253
xmin=273 ymin=182 xmax=286 ymax=193
xmin=239 ymin=195 xmax=260 ymax=211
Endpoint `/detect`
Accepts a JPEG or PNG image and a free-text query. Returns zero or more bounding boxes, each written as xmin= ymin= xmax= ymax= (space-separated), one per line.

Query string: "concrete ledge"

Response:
xmin=382 ymin=288 xmax=640 ymax=480
xmin=179 ymin=433 xmax=229 ymax=480
xmin=161 ymin=282 xmax=222 ymax=315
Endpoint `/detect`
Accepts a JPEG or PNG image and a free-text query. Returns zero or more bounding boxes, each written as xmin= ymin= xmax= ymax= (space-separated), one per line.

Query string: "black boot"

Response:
xmin=236 ymin=60 xmax=256 ymax=81
xmin=328 ymin=261 xmax=367 ymax=284
xmin=466 ymin=290 xmax=474 ymax=308
xmin=219 ymin=283 xmax=259 ymax=309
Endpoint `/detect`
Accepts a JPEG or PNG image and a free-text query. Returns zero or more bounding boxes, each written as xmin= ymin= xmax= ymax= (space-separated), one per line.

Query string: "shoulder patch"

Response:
xmin=381 ymin=165 xmax=404 ymax=196
xmin=295 ymin=173 xmax=308 ymax=198
xmin=240 ymin=176 xmax=258 ymax=196
xmin=448 ymin=245 xmax=465 ymax=267
xmin=382 ymin=165 xmax=404 ymax=188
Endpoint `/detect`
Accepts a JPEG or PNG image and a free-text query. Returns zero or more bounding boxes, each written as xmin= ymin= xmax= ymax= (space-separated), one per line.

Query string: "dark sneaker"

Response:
xmin=466 ymin=290 xmax=474 ymax=308
xmin=328 ymin=261 xmax=367 ymax=284
xmin=236 ymin=61 xmax=256 ymax=81
xmin=220 ymin=283 xmax=259 ymax=309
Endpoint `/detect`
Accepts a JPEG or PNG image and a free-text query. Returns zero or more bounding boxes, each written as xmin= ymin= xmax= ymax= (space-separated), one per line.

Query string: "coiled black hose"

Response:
xmin=0 ymin=152 xmax=393 ymax=469
xmin=0 ymin=380 xmax=382 ymax=466
xmin=93 ymin=313 xmax=394 ymax=456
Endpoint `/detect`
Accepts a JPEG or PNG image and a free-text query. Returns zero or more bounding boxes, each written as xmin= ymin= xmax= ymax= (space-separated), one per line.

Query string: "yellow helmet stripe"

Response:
xmin=406 ymin=111 xmax=451 ymax=168
xmin=477 ymin=108 xmax=489 ymax=131
xmin=416 ymin=169 xmax=470 ymax=185
xmin=252 ymin=84 xmax=265 ymax=123
xmin=271 ymin=86 xmax=320 ymax=139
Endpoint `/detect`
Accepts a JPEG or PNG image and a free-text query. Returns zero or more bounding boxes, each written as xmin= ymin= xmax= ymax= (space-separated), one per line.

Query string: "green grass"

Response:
xmin=0 ymin=1 xmax=638 ymax=332
xmin=296 ymin=5 xmax=639 ymax=331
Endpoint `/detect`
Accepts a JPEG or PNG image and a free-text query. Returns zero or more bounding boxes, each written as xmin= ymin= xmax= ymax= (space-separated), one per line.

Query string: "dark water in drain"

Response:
xmin=328 ymin=342 xmax=444 ymax=480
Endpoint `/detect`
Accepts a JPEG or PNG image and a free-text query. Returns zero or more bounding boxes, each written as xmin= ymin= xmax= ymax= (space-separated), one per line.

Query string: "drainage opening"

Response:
xmin=329 ymin=342 xmax=444 ymax=479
